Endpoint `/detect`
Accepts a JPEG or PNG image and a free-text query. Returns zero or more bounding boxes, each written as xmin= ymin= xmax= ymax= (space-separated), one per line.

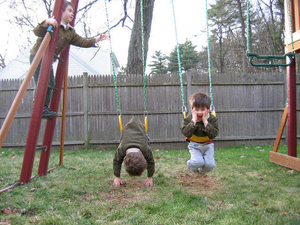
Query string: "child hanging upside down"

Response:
xmin=113 ymin=117 xmax=155 ymax=187
xmin=181 ymin=92 xmax=219 ymax=176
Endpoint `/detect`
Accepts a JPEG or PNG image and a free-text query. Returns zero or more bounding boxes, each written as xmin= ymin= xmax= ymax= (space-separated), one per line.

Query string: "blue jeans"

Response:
xmin=187 ymin=141 xmax=216 ymax=173
xmin=29 ymin=54 xmax=55 ymax=107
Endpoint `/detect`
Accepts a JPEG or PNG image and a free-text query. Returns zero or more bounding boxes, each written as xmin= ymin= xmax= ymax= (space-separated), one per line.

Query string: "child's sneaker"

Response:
xmin=198 ymin=168 xmax=206 ymax=176
xmin=42 ymin=106 xmax=57 ymax=119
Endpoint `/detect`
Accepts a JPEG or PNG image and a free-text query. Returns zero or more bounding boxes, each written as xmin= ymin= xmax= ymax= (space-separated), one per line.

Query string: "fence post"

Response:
xmin=82 ymin=72 xmax=89 ymax=148
xmin=186 ymin=69 xmax=192 ymax=113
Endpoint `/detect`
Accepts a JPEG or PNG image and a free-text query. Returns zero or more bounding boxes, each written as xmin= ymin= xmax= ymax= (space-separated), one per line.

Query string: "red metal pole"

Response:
xmin=19 ymin=0 xmax=64 ymax=183
xmin=38 ymin=49 xmax=68 ymax=175
xmin=38 ymin=0 xmax=79 ymax=176
xmin=287 ymin=57 xmax=297 ymax=157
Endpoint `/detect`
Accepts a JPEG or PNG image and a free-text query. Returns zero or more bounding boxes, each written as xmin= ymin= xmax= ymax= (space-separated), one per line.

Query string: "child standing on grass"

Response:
xmin=113 ymin=117 xmax=155 ymax=187
xmin=181 ymin=92 xmax=219 ymax=175
xmin=30 ymin=0 xmax=108 ymax=119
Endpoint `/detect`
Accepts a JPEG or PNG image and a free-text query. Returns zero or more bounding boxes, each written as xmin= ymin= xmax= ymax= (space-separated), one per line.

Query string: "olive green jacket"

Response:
xmin=181 ymin=114 xmax=219 ymax=142
xmin=30 ymin=21 xmax=96 ymax=57
xmin=113 ymin=117 xmax=155 ymax=178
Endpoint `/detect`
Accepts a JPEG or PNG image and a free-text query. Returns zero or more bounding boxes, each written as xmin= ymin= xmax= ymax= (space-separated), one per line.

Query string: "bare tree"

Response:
xmin=127 ymin=0 xmax=155 ymax=75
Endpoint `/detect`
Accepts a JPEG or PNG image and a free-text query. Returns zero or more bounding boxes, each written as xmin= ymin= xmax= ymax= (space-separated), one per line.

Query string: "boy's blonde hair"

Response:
xmin=189 ymin=92 xmax=211 ymax=109
xmin=63 ymin=0 xmax=75 ymax=11
xmin=124 ymin=151 xmax=147 ymax=176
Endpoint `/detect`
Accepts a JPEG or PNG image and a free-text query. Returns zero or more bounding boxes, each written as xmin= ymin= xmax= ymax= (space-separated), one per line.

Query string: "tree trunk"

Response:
xmin=127 ymin=0 xmax=155 ymax=75
xmin=236 ymin=0 xmax=247 ymax=74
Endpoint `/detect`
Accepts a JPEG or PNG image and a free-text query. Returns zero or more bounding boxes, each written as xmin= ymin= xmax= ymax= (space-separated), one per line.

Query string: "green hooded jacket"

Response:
xmin=113 ymin=117 xmax=155 ymax=178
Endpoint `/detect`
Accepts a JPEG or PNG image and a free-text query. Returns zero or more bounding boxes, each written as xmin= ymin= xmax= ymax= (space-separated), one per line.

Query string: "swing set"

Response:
xmin=246 ymin=0 xmax=300 ymax=171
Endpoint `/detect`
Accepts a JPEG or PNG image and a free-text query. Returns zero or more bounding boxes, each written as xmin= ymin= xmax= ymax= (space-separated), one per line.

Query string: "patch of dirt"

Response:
xmin=177 ymin=172 xmax=219 ymax=195
xmin=97 ymin=179 xmax=154 ymax=207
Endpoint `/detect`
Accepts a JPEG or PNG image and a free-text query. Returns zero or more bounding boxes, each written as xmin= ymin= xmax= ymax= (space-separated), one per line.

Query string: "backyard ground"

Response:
xmin=0 ymin=145 xmax=300 ymax=224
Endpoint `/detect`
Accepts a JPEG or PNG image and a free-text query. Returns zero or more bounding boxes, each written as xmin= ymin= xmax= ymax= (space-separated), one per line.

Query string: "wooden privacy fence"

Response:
xmin=0 ymin=70 xmax=299 ymax=149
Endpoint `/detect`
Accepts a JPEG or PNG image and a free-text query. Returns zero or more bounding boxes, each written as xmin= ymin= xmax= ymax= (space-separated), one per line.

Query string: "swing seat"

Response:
xmin=246 ymin=52 xmax=295 ymax=67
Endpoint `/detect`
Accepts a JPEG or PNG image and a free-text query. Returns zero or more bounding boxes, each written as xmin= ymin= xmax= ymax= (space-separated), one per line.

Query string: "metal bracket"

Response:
xmin=246 ymin=52 xmax=295 ymax=67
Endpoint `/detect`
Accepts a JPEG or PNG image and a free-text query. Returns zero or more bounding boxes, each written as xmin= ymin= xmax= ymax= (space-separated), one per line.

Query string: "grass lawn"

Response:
xmin=0 ymin=145 xmax=300 ymax=224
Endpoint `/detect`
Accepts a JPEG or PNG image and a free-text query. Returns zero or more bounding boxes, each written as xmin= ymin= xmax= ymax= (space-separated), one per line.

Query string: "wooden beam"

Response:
xmin=272 ymin=106 xmax=288 ymax=152
xmin=285 ymin=38 xmax=300 ymax=53
xmin=269 ymin=151 xmax=300 ymax=171
xmin=294 ymin=0 xmax=300 ymax=31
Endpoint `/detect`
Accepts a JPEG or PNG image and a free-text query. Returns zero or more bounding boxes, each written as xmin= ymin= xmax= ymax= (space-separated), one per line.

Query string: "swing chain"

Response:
xmin=143 ymin=110 xmax=148 ymax=118
xmin=116 ymin=109 xmax=122 ymax=116
xmin=181 ymin=105 xmax=187 ymax=115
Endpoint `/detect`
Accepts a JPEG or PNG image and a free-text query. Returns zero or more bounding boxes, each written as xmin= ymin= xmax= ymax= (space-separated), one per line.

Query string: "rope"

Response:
xmin=104 ymin=0 xmax=119 ymax=111
xmin=105 ymin=0 xmax=123 ymax=133
xmin=205 ymin=0 xmax=214 ymax=107
xmin=171 ymin=0 xmax=186 ymax=117
xmin=140 ymin=0 xmax=147 ymax=111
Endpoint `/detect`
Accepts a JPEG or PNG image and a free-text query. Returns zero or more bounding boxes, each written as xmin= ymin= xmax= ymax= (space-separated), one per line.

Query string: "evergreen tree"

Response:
xmin=148 ymin=50 xmax=168 ymax=75
xmin=167 ymin=40 xmax=200 ymax=72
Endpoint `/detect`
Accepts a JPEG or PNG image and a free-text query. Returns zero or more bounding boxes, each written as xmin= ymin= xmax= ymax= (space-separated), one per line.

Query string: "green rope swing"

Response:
xmin=104 ymin=0 xmax=148 ymax=132
xmin=171 ymin=0 xmax=187 ymax=117
xmin=205 ymin=0 xmax=215 ymax=116
xmin=140 ymin=0 xmax=148 ymax=132
xmin=104 ymin=0 xmax=123 ymax=132
xmin=246 ymin=0 xmax=294 ymax=67
xmin=171 ymin=0 xmax=215 ymax=117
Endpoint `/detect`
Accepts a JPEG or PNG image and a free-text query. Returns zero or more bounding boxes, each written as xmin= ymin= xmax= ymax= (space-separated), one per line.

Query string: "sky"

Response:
xmin=0 ymin=0 xmax=214 ymax=73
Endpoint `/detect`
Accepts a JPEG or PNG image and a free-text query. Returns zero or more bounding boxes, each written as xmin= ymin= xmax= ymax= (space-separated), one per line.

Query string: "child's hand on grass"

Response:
xmin=144 ymin=177 xmax=153 ymax=187
xmin=113 ymin=177 xmax=123 ymax=187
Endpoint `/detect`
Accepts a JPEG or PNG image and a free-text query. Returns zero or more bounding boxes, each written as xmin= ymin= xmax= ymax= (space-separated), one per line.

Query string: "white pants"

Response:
xmin=187 ymin=142 xmax=215 ymax=173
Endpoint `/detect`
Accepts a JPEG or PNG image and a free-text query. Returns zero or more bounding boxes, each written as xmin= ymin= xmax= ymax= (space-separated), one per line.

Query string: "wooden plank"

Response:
xmin=269 ymin=151 xmax=300 ymax=171
xmin=273 ymin=106 xmax=288 ymax=152
xmin=285 ymin=38 xmax=300 ymax=53
xmin=294 ymin=0 xmax=300 ymax=31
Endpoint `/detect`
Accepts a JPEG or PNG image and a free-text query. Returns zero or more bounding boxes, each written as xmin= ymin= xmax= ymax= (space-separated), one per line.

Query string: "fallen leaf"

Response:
xmin=240 ymin=155 xmax=246 ymax=158
xmin=252 ymin=201 xmax=258 ymax=206
xmin=295 ymin=213 xmax=300 ymax=217
xmin=0 ymin=152 xmax=4 ymax=156
xmin=260 ymin=215 xmax=264 ymax=220
xmin=287 ymin=170 xmax=294 ymax=174
xmin=30 ymin=220 xmax=39 ymax=223
xmin=0 ymin=219 xmax=12 ymax=225
xmin=204 ymin=197 xmax=208 ymax=201
xmin=154 ymin=149 xmax=160 ymax=152
xmin=207 ymin=205 xmax=212 ymax=210
xmin=156 ymin=156 xmax=161 ymax=160
xmin=12 ymin=155 xmax=17 ymax=159
xmin=245 ymin=147 xmax=249 ymax=149
xmin=30 ymin=188 xmax=37 ymax=192
xmin=259 ymin=149 xmax=265 ymax=152
xmin=1 ymin=207 xmax=16 ymax=214
xmin=0 ymin=178 xmax=3 ymax=181
xmin=259 ymin=178 xmax=263 ymax=181
xmin=280 ymin=212 xmax=288 ymax=215
xmin=255 ymin=147 xmax=261 ymax=149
